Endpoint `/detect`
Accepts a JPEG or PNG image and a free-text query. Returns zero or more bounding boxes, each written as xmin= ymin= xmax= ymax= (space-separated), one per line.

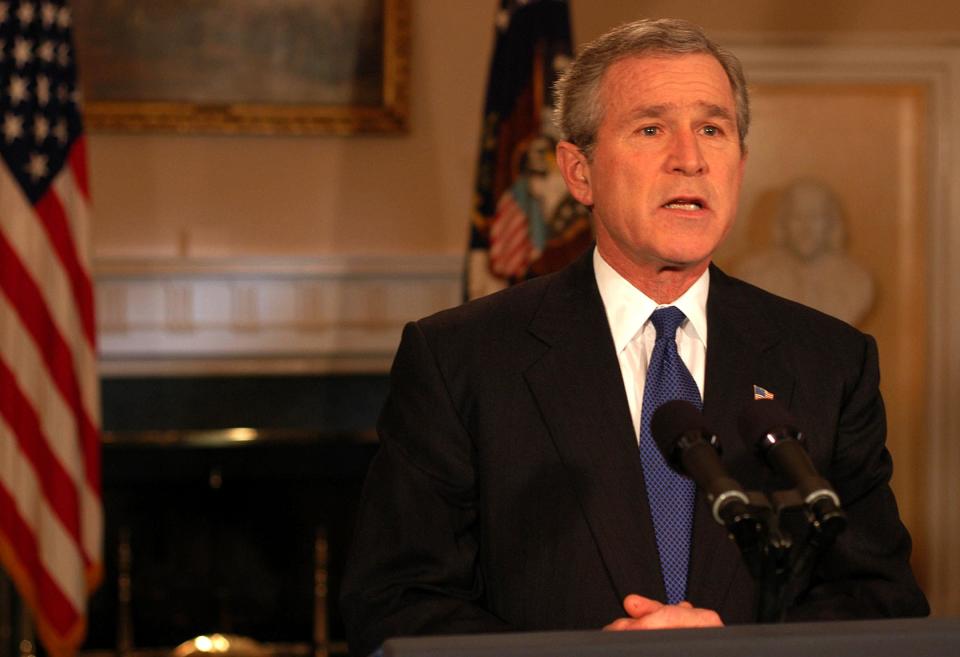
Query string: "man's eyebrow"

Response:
xmin=629 ymin=102 xmax=735 ymax=122
xmin=702 ymin=103 xmax=735 ymax=122
xmin=630 ymin=104 xmax=670 ymax=119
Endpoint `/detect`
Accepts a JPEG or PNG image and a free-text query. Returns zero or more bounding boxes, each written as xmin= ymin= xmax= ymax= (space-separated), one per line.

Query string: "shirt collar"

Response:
xmin=594 ymin=247 xmax=709 ymax=353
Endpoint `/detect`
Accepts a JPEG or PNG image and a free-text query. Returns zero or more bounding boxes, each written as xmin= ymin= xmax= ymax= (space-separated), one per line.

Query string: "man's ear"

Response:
xmin=556 ymin=140 xmax=593 ymax=207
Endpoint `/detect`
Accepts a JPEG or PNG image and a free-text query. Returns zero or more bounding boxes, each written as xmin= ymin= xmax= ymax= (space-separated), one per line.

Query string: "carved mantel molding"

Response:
xmin=94 ymin=253 xmax=463 ymax=376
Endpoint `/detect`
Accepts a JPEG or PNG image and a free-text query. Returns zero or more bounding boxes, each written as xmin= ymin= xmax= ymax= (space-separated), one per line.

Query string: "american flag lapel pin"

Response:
xmin=753 ymin=385 xmax=775 ymax=400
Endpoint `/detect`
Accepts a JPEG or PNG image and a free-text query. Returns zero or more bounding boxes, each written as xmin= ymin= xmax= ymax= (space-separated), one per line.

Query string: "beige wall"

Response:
xmin=88 ymin=0 xmax=960 ymax=260
xmin=572 ymin=0 xmax=960 ymax=38
xmin=90 ymin=1 xmax=496 ymax=258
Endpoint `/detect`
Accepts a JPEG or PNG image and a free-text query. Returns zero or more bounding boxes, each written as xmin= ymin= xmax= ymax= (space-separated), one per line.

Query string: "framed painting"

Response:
xmin=71 ymin=0 xmax=410 ymax=135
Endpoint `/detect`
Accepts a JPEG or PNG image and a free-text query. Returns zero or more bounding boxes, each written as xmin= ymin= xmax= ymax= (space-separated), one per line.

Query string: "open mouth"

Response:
xmin=663 ymin=197 xmax=705 ymax=211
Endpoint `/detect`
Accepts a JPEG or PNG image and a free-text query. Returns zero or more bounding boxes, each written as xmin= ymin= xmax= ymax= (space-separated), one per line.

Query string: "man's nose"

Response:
xmin=666 ymin=132 xmax=707 ymax=176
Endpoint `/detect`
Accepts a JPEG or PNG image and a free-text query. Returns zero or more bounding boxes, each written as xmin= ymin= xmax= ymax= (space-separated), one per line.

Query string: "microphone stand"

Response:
xmin=720 ymin=489 xmax=847 ymax=623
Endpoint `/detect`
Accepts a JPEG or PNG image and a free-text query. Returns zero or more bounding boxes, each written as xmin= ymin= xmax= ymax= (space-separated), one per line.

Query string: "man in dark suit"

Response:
xmin=340 ymin=17 xmax=928 ymax=657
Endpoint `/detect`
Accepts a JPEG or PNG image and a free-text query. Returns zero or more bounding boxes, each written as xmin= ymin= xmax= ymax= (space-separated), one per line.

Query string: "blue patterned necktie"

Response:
xmin=639 ymin=306 xmax=700 ymax=604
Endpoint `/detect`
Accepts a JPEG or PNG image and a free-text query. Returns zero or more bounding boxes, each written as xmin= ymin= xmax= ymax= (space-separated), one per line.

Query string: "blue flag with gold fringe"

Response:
xmin=466 ymin=0 xmax=592 ymax=300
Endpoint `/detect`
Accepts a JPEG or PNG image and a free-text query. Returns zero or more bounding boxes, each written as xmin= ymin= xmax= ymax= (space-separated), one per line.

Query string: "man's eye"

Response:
xmin=641 ymin=126 xmax=659 ymax=136
xmin=703 ymin=125 xmax=719 ymax=136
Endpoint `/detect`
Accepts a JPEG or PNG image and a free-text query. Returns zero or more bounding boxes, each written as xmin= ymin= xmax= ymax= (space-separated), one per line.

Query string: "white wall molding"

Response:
xmin=94 ymin=253 xmax=464 ymax=376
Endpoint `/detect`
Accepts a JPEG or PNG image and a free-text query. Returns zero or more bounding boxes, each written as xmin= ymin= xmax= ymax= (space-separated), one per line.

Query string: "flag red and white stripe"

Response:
xmin=0 ymin=2 xmax=102 ymax=657
xmin=488 ymin=191 xmax=534 ymax=280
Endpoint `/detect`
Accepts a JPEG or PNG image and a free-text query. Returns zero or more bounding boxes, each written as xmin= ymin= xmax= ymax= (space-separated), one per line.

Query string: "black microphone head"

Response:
xmin=651 ymin=400 xmax=713 ymax=467
xmin=737 ymin=397 xmax=801 ymax=454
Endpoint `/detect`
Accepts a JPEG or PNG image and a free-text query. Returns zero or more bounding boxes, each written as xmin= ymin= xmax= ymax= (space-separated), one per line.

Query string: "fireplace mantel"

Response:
xmin=94 ymin=253 xmax=463 ymax=376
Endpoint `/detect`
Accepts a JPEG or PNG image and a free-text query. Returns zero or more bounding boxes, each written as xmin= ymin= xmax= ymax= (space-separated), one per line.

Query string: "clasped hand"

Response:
xmin=604 ymin=594 xmax=723 ymax=631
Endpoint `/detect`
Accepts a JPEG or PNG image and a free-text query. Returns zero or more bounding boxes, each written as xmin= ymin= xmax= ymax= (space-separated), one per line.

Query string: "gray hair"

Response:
xmin=553 ymin=18 xmax=750 ymax=157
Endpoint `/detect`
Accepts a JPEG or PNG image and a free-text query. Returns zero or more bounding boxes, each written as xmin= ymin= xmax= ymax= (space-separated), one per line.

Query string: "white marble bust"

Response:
xmin=736 ymin=179 xmax=874 ymax=326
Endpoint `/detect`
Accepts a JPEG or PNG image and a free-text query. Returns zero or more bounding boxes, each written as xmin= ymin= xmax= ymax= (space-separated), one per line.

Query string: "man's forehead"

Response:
xmin=602 ymin=52 xmax=730 ymax=86
xmin=599 ymin=53 xmax=736 ymax=110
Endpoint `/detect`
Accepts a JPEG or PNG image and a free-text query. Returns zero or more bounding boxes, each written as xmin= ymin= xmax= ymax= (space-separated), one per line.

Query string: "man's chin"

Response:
xmin=656 ymin=254 xmax=713 ymax=274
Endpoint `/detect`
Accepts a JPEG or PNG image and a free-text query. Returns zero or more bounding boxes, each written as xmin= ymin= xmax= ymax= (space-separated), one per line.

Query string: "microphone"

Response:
xmin=738 ymin=399 xmax=845 ymax=534
xmin=651 ymin=400 xmax=751 ymax=528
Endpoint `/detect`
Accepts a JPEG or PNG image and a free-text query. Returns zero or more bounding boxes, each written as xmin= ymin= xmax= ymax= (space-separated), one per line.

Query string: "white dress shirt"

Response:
xmin=593 ymin=248 xmax=710 ymax=443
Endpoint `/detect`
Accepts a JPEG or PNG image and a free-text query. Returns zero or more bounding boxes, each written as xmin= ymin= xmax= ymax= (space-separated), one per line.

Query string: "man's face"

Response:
xmin=562 ymin=53 xmax=746 ymax=277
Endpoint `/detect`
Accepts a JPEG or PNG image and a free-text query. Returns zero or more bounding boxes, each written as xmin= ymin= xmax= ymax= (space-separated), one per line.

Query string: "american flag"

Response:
xmin=753 ymin=385 xmax=775 ymax=400
xmin=0 ymin=2 xmax=102 ymax=657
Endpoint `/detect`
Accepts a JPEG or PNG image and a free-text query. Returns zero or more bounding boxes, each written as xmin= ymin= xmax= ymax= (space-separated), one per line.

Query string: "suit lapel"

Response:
xmin=687 ymin=266 xmax=797 ymax=612
xmin=523 ymin=252 xmax=667 ymax=603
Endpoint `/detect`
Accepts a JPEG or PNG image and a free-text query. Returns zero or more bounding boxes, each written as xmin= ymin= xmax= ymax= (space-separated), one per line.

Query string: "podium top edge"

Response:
xmin=382 ymin=617 xmax=960 ymax=657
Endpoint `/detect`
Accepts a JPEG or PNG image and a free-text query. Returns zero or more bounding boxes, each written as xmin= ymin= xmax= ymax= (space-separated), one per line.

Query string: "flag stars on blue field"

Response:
xmin=3 ymin=110 xmax=21 ymax=141
xmin=40 ymin=1 xmax=56 ymax=28
xmin=25 ymin=149 xmax=46 ymax=179
xmin=37 ymin=38 xmax=53 ymax=62
xmin=12 ymin=34 xmax=29 ymax=64
xmin=1 ymin=0 xmax=82 ymax=201
xmin=2 ymin=1 xmax=74 ymax=29
xmin=8 ymin=73 xmax=27 ymax=102
xmin=37 ymin=39 xmax=56 ymax=64
xmin=15 ymin=0 xmax=33 ymax=25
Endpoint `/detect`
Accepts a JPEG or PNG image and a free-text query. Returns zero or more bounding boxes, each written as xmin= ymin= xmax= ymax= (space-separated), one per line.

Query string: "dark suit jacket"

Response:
xmin=340 ymin=250 xmax=928 ymax=657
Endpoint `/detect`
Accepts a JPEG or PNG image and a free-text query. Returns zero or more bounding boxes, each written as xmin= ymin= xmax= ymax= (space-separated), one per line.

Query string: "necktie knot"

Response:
xmin=650 ymin=306 xmax=687 ymax=342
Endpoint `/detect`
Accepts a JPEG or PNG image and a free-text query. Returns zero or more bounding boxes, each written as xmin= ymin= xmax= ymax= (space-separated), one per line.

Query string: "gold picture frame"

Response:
xmin=73 ymin=0 xmax=410 ymax=135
